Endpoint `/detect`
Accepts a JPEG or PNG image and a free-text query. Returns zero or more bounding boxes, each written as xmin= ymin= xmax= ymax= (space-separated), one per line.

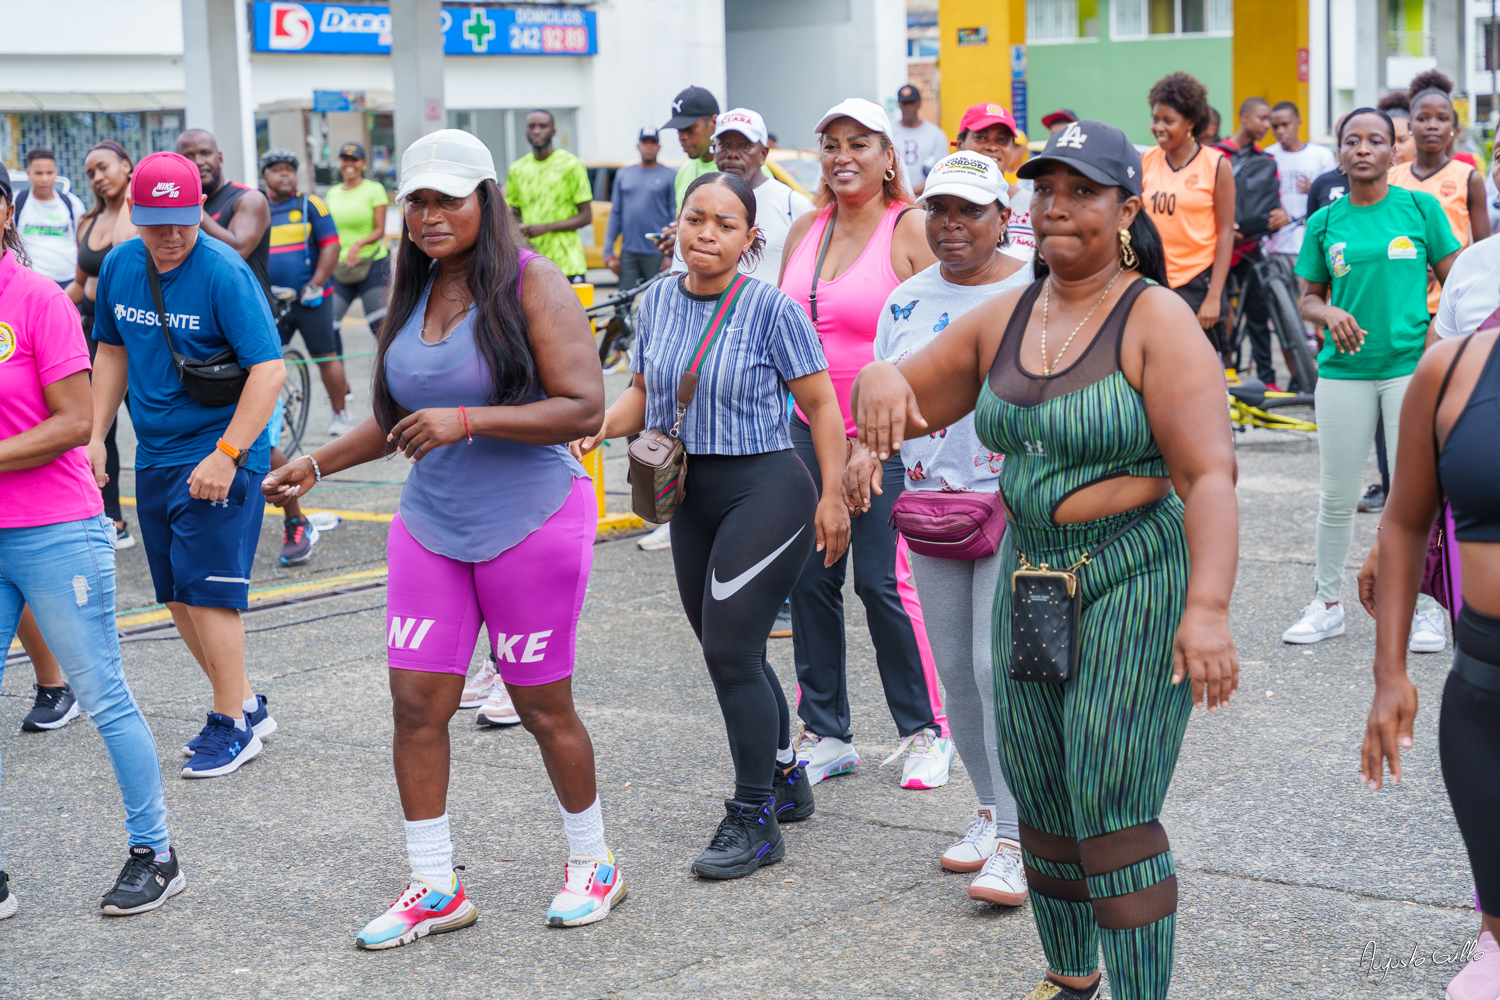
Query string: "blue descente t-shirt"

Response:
xmin=93 ymin=233 xmax=283 ymax=473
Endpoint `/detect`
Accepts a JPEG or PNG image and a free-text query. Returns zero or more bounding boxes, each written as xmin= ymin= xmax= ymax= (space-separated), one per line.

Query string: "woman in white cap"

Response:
xmin=844 ymin=151 xmax=1031 ymax=906
xmin=264 ymin=130 xmax=621 ymax=944
xmin=778 ymin=97 xmax=945 ymax=791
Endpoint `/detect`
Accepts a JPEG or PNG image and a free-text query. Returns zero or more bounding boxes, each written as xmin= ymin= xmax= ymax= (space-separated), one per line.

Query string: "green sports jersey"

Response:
xmin=1296 ymin=185 xmax=1460 ymax=380
xmin=674 ymin=157 xmax=718 ymax=210
xmin=325 ymin=178 xmax=390 ymax=261
xmin=506 ymin=148 xmax=592 ymax=276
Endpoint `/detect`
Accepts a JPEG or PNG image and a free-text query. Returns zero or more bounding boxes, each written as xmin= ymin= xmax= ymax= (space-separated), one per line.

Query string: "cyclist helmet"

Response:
xmin=260 ymin=148 xmax=299 ymax=174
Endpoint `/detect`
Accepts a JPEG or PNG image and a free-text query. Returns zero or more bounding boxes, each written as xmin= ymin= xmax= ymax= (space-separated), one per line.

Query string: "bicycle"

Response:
xmin=270 ymin=285 xmax=311 ymax=457
xmin=587 ymin=269 xmax=672 ymax=371
xmin=1226 ymin=249 xmax=1320 ymax=396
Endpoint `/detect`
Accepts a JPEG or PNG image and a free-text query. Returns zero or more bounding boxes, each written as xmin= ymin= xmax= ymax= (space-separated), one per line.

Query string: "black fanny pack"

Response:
xmin=147 ymin=253 xmax=247 ymax=408
xmin=1009 ymin=496 xmax=1168 ymax=684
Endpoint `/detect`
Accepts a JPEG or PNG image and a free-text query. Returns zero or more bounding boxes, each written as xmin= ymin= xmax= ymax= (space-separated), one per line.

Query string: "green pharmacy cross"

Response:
xmin=462 ymin=8 xmax=496 ymax=52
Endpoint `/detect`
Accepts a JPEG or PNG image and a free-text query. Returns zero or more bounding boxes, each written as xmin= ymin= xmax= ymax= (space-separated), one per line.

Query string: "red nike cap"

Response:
xmin=130 ymin=152 xmax=203 ymax=226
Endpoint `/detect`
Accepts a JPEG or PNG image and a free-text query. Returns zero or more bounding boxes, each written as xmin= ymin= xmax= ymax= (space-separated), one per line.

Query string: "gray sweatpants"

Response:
xmin=907 ymin=550 xmax=1020 ymax=839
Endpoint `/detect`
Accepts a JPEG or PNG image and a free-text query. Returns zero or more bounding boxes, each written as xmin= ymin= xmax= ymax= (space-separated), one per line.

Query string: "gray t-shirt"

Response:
xmin=874 ymin=258 xmax=1034 ymax=493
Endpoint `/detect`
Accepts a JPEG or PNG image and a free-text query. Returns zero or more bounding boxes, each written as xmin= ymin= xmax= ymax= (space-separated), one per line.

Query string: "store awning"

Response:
xmin=0 ymin=92 xmax=186 ymax=113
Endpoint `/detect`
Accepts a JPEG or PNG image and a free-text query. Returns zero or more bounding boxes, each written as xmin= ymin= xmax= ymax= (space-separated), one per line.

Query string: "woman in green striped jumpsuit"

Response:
xmin=849 ymin=121 xmax=1240 ymax=1000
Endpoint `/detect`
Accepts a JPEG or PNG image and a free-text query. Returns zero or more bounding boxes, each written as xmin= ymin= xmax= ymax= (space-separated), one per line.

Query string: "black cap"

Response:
xmin=638 ymin=128 xmax=660 ymax=143
xmin=338 ymin=142 xmax=366 ymax=160
xmin=897 ymin=84 xmax=921 ymax=103
xmin=1017 ymin=119 xmax=1143 ymax=197
xmin=663 ymin=86 xmax=719 ymax=130
xmin=1040 ymin=108 xmax=1079 ymax=128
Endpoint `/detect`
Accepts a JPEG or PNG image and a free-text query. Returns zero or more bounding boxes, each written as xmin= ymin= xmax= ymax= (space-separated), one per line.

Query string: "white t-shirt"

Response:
xmin=1002 ymin=181 xmax=1036 ymax=262
xmin=1435 ymin=232 xmax=1500 ymax=339
xmin=1265 ymin=141 xmax=1337 ymax=256
xmin=750 ymin=179 xmax=813 ymax=285
xmin=17 ymin=189 xmax=86 ymax=282
xmin=893 ymin=120 xmax=950 ymax=184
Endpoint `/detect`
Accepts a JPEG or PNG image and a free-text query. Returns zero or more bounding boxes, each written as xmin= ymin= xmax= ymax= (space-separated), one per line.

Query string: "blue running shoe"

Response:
xmin=181 ymin=713 xmax=263 ymax=778
xmin=183 ymin=695 xmax=275 ymax=756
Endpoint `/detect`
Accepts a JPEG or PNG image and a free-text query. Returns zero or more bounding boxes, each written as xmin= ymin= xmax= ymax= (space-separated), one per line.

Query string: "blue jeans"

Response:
xmin=0 ymin=514 xmax=169 ymax=867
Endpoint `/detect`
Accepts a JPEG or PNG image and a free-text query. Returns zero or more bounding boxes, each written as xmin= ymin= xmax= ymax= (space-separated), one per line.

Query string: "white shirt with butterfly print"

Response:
xmin=873 ymin=257 xmax=1034 ymax=494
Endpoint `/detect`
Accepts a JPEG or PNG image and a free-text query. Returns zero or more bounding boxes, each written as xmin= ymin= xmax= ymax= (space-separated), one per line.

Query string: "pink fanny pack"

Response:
xmin=888 ymin=490 xmax=1007 ymax=561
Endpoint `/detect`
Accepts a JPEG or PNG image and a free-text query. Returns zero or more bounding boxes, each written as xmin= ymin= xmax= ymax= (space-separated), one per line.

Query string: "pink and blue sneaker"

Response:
xmin=355 ymin=873 xmax=478 ymax=950
xmin=546 ymin=850 xmax=626 ymax=927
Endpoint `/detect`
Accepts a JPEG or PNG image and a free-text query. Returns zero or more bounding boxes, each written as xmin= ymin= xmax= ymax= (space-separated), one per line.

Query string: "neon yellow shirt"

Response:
xmin=324 ymin=178 xmax=390 ymax=261
xmin=506 ymin=148 xmax=592 ymax=276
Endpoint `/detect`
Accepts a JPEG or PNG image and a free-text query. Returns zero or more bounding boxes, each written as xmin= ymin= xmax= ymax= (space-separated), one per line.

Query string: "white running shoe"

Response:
xmin=460 ymin=657 xmax=498 ymax=709
xmin=1409 ymin=608 xmax=1448 ymax=653
xmin=968 ymin=839 xmax=1027 ymax=906
xmin=307 ymin=511 xmax=342 ymax=532
xmin=793 ymin=727 xmax=859 ymax=785
xmin=637 ymin=522 xmax=671 ymax=551
xmin=327 ymin=410 xmax=355 ymax=436
xmin=476 ymin=683 xmax=521 ymax=727
xmin=941 ymin=808 xmax=1000 ymax=872
xmin=1281 ymin=601 xmax=1345 ymax=644
xmin=882 ymin=727 xmax=955 ymax=790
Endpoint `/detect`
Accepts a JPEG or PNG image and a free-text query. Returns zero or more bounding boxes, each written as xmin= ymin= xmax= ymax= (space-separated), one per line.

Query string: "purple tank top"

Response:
xmin=384 ymin=249 xmax=585 ymax=562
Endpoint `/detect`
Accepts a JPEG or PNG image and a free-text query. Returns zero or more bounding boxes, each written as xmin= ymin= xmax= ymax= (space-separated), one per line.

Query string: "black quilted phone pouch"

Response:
xmin=1009 ymin=565 xmax=1081 ymax=683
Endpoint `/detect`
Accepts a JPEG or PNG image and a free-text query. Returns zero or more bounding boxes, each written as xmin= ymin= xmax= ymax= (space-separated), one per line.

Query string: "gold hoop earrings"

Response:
xmin=1119 ymin=228 xmax=1138 ymax=270
xmin=884 ymin=167 xmax=896 ymax=181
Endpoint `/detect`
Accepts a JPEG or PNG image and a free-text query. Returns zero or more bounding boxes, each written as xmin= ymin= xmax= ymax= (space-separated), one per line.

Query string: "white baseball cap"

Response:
xmin=813 ymin=98 xmax=893 ymax=139
xmin=919 ymin=152 xmax=1009 ymax=209
xmin=713 ymin=108 xmax=768 ymax=146
xmin=396 ymin=129 xmax=497 ymax=202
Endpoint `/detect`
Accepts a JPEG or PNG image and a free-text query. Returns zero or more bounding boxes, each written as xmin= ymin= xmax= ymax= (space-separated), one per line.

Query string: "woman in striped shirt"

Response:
xmin=581 ymin=172 xmax=850 ymax=880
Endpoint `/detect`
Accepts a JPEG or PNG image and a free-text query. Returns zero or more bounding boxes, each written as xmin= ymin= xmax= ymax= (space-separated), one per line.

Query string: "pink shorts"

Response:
xmin=385 ymin=477 xmax=595 ymax=685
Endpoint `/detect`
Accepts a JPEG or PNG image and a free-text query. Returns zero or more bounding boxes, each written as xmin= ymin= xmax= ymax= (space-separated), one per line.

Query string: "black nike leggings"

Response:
xmin=1441 ymin=605 xmax=1500 ymax=917
xmin=670 ymin=449 xmax=818 ymax=804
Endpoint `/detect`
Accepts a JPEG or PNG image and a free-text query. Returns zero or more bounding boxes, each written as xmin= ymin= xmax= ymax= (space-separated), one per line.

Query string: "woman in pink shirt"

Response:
xmin=777 ymin=98 xmax=947 ymax=790
xmin=0 ymin=174 xmax=177 ymax=920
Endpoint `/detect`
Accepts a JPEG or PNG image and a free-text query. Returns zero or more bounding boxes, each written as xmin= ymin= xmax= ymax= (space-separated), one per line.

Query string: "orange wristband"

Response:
xmin=216 ymin=438 xmax=246 ymax=467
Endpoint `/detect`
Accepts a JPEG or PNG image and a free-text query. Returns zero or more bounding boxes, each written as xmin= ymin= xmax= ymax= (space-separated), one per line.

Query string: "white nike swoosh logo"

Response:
xmin=710 ymin=527 xmax=805 ymax=601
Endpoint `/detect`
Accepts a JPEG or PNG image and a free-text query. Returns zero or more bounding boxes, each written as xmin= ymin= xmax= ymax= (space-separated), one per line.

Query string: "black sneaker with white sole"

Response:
xmin=692 ymin=798 xmax=785 ymax=879
xmin=22 ymin=683 xmax=80 ymax=732
xmin=100 ymin=845 xmax=184 ymax=916
xmin=770 ymin=763 xmax=815 ymax=822
xmin=1358 ymin=483 xmax=1385 ymax=513
xmin=0 ymin=870 xmax=16 ymax=920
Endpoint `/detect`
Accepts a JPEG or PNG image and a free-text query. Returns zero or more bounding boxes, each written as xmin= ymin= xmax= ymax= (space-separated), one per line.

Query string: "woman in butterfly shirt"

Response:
xmin=847 ymin=152 xmax=1033 ymax=905
xmin=580 ymin=172 xmax=849 ymax=880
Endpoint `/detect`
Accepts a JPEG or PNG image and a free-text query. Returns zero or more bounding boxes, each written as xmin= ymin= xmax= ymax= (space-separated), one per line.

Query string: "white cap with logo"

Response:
xmin=813 ymin=98 xmax=893 ymax=139
xmin=397 ymin=129 xmax=497 ymax=202
xmin=713 ymin=108 xmax=768 ymax=146
xmin=919 ymin=152 xmax=1009 ymax=209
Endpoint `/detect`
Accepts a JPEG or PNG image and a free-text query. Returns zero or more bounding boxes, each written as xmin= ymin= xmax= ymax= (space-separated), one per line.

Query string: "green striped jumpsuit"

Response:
xmin=975 ymin=277 xmax=1192 ymax=999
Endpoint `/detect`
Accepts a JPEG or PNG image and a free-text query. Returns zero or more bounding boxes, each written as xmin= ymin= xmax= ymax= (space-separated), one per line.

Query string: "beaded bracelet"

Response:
xmin=307 ymin=455 xmax=323 ymax=483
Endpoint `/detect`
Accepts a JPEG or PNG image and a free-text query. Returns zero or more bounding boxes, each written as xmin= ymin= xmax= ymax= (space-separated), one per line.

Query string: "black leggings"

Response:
xmin=670 ymin=449 xmax=817 ymax=804
xmin=1441 ymin=604 xmax=1500 ymax=917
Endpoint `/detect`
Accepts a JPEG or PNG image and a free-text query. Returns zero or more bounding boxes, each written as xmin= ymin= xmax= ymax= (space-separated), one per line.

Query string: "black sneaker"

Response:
xmin=1016 ymin=975 xmax=1101 ymax=999
xmin=1357 ymin=484 xmax=1385 ymax=513
xmin=280 ymin=515 xmax=320 ymax=566
xmin=100 ymin=845 xmax=185 ymax=916
xmin=692 ymin=798 xmax=785 ymax=879
xmin=114 ymin=521 xmax=136 ymax=551
xmin=770 ymin=763 xmax=815 ymax=822
xmin=769 ymin=604 xmax=793 ymax=639
xmin=0 ymin=870 xmax=16 ymax=920
xmin=21 ymin=683 xmax=80 ymax=732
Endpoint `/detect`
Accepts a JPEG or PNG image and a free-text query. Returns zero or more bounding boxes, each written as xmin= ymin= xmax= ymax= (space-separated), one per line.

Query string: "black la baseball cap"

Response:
xmin=1017 ymin=119 xmax=1142 ymax=197
xmin=663 ymin=86 xmax=719 ymax=129
xmin=897 ymin=84 xmax=921 ymax=103
xmin=338 ymin=142 xmax=366 ymax=160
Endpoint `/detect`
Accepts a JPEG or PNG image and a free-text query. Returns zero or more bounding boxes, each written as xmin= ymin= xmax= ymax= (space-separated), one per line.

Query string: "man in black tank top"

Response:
xmin=177 ymin=130 xmax=272 ymax=301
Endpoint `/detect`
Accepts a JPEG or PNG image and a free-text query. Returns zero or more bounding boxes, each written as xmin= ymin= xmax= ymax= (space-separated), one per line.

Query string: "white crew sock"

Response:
xmin=405 ymin=814 xmax=455 ymax=889
xmin=242 ymin=695 xmax=258 ymax=715
xmin=232 ymin=715 xmax=247 ymax=730
xmin=557 ymin=797 xmax=608 ymax=860
xmin=776 ymin=745 xmax=795 ymax=766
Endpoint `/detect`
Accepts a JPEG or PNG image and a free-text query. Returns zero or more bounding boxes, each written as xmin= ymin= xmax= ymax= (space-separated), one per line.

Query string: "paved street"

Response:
xmin=0 ymin=312 xmax=1482 ymax=998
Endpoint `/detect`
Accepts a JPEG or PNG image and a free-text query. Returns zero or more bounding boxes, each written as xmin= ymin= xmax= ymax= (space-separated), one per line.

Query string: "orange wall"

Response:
xmin=939 ymin=0 xmax=1024 ymax=140
xmin=1233 ymin=0 xmax=1310 ymax=142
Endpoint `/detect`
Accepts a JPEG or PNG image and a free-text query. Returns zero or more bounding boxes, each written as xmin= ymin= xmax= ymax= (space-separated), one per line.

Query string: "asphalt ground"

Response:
xmin=0 ymin=308 xmax=1484 ymax=998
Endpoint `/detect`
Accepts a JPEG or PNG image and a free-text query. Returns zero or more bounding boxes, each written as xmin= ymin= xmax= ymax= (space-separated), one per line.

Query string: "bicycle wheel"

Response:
xmin=280 ymin=350 xmax=311 ymax=457
xmin=1266 ymin=269 xmax=1319 ymax=394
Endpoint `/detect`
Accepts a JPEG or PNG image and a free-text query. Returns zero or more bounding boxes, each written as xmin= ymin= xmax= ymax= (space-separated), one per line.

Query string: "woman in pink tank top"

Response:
xmin=775 ymin=99 xmax=948 ymax=788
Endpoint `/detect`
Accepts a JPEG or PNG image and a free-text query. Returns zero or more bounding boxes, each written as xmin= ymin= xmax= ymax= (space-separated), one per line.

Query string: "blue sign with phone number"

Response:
xmin=253 ymin=2 xmax=597 ymax=56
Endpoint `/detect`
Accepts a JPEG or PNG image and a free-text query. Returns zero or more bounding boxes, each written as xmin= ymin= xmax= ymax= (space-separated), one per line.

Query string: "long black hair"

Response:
xmin=1032 ymin=189 xmax=1167 ymax=288
xmin=0 ymin=184 xmax=31 ymax=268
xmin=373 ymin=178 xmax=536 ymax=435
xmin=680 ymin=171 xmax=768 ymax=272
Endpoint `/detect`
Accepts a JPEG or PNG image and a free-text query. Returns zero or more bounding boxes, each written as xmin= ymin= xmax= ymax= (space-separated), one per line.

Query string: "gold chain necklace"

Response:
xmin=1039 ymin=270 xmax=1123 ymax=375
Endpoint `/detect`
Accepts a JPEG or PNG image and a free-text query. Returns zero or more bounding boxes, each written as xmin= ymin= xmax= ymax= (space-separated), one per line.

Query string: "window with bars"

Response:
xmin=1112 ymin=0 xmax=1232 ymax=38
xmin=1027 ymin=0 xmax=1100 ymax=42
xmin=1 ymin=111 xmax=183 ymax=207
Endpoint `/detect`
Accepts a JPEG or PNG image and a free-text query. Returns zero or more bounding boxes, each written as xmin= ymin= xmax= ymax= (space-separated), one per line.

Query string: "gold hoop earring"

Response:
xmin=1119 ymin=228 xmax=1138 ymax=269
xmin=884 ymin=168 xmax=896 ymax=181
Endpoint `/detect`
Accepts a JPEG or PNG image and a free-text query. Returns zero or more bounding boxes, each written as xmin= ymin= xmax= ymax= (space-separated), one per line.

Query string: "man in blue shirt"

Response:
xmin=603 ymin=129 xmax=675 ymax=291
xmin=89 ymin=151 xmax=286 ymax=780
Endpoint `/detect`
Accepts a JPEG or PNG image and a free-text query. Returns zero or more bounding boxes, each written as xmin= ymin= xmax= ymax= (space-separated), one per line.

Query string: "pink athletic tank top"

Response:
xmin=782 ymin=201 xmax=907 ymax=435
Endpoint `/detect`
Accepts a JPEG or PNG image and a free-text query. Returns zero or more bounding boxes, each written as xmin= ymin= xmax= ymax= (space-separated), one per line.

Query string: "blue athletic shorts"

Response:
xmin=135 ymin=463 xmax=265 ymax=609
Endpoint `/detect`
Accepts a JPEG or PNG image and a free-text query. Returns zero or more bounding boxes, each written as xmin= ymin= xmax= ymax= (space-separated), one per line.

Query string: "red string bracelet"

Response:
xmin=459 ymin=405 xmax=472 ymax=444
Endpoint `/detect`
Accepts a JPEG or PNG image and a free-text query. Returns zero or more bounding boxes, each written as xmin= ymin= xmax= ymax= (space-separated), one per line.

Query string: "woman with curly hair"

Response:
xmin=1141 ymin=73 xmax=1236 ymax=355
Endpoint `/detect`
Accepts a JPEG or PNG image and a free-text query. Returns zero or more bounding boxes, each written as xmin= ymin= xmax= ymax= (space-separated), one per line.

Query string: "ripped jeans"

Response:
xmin=0 ymin=514 xmax=169 ymax=868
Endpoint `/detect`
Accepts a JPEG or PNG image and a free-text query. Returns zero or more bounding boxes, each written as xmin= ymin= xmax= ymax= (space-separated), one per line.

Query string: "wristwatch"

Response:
xmin=216 ymin=438 xmax=249 ymax=468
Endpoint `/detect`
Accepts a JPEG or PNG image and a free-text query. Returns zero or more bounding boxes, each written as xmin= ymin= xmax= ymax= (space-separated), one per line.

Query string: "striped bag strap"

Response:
xmin=670 ymin=274 xmax=750 ymax=435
